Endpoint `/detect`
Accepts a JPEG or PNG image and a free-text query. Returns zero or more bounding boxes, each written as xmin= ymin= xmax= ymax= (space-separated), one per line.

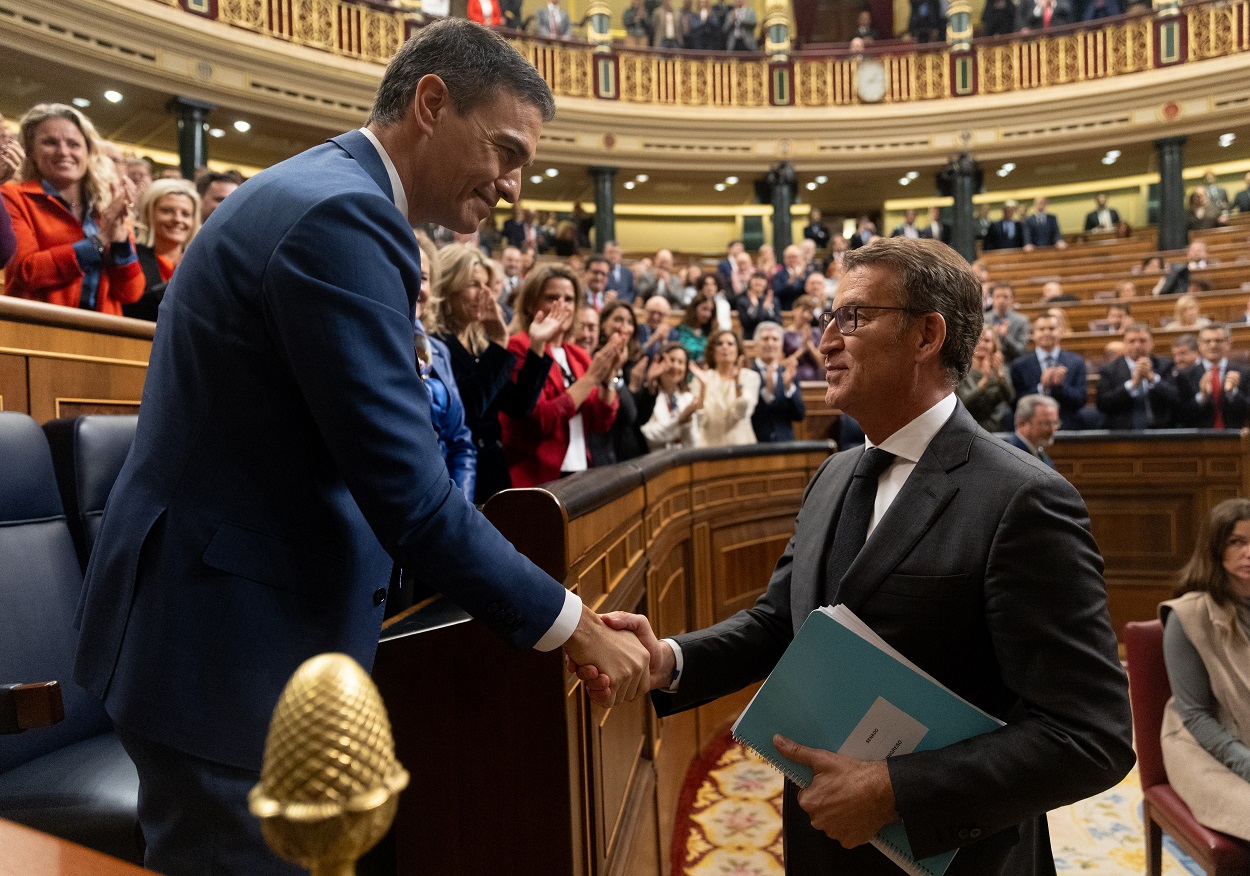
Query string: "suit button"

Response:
xmin=373 ymin=588 xmax=387 ymax=606
xmin=957 ymin=829 xmax=969 ymax=840
xmin=970 ymin=828 xmax=982 ymax=838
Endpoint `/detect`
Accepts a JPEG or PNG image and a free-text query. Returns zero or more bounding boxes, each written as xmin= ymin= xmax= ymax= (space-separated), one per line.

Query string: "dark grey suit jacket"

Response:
xmin=654 ymin=402 xmax=1134 ymax=875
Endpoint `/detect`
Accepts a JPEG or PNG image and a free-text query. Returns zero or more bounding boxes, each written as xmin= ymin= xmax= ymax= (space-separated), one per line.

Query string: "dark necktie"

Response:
xmin=826 ymin=448 xmax=896 ymax=600
xmin=1211 ymin=364 xmax=1225 ymax=429
xmin=1037 ymin=447 xmax=1052 ymax=466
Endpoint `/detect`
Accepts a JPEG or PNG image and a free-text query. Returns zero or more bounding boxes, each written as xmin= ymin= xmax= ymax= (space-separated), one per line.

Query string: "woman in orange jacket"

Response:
xmin=0 ymin=104 xmax=142 ymax=315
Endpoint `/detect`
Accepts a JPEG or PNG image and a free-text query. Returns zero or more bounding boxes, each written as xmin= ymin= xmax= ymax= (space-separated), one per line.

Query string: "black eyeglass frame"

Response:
xmin=818 ymin=305 xmax=928 ymax=335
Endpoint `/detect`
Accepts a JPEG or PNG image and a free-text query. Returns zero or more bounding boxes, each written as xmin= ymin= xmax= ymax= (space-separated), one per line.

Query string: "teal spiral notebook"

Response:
xmin=731 ymin=605 xmax=1004 ymax=876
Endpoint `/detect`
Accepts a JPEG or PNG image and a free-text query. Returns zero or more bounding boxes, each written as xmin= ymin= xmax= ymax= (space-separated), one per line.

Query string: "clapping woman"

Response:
xmin=641 ymin=343 xmax=703 ymax=451
xmin=693 ymin=329 xmax=759 ymax=447
xmin=1159 ymin=498 xmax=1250 ymax=842
xmin=0 ymin=114 xmax=22 ymax=266
xmin=125 ymin=178 xmax=200 ymax=321
xmin=956 ymin=326 xmax=1015 ymax=432
xmin=0 ymin=104 xmax=143 ymax=314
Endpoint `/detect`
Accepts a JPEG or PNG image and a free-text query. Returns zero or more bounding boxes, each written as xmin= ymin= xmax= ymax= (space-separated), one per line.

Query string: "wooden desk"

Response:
xmin=0 ymin=819 xmax=152 ymax=876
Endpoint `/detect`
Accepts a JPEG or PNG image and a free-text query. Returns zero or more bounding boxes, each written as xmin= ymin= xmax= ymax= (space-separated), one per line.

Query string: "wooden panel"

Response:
xmin=0 ymin=818 xmax=149 ymax=876
xmin=0 ymin=354 xmax=27 ymax=414
xmin=714 ymin=528 xmax=793 ymax=619
xmin=594 ymin=694 xmax=649 ymax=869
xmin=27 ymin=357 xmax=146 ymax=424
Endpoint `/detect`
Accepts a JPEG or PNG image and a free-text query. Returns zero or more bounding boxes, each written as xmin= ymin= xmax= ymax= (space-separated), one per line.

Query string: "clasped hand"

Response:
xmin=564 ymin=611 xmax=673 ymax=706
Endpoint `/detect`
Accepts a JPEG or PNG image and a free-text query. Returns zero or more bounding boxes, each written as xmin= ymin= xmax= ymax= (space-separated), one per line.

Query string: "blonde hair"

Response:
xmin=135 ymin=179 xmax=201 ymax=250
xmin=1173 ymin=294 xmax=1200 ymax=326
xmin=17 ymin=103 xmax=118 ymax=212
xmin=427 ymin=243 xmax=490 ymax=353
xmin=513 ymin=263 xmax=584 ymax=336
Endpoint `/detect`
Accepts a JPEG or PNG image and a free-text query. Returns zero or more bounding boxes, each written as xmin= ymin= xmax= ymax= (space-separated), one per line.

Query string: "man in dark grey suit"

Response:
xmin=574 ymin=237 xmax=1134 ymax=875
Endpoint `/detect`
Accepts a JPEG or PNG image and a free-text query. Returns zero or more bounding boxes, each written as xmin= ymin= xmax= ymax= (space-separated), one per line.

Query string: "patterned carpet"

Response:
xmin=672 ymin=731 xmax=1204 ymax=875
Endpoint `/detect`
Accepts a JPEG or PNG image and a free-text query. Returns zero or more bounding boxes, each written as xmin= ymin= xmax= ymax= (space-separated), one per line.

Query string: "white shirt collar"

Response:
xmin=865 ymin=393 xmax=957 ymax=465
xmin=357 ymin=127 xmax=408 ymax=221
xmin=1035 ymin=346 xmax=1061 ymax=364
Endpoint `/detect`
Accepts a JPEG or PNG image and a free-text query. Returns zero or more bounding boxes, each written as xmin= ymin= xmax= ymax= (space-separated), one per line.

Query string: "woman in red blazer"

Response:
xmin=0 ymin=104 xmax=143 ymax=315
xmin=467 ymin=0 xmax=502 ymax=26
xmin=502 ymin=263 xmax=626 ymax=487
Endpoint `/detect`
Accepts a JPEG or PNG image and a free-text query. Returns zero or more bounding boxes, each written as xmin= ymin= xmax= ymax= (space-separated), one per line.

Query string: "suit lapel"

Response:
xmin=792 ymin=450 xmax=857 ymax=620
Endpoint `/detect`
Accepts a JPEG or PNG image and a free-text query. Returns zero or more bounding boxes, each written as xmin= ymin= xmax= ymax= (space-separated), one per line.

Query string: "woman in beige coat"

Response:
xmin=693 ymin=329 xmax=759 ymax=448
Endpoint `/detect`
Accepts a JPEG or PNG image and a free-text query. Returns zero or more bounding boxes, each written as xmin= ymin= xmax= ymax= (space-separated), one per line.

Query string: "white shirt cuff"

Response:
xmin=532 ymin=588 xmax=583 ymax=652
xmin=661 ymin=637 xmax=685 ymax=692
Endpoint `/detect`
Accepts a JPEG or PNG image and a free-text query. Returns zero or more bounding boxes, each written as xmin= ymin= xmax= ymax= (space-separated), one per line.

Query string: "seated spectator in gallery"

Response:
xmin=1158 ymin=498 xmax=1250 ymax=845
xmin=693 ymin=271 xmax=734 ymax=331
xmin=694 ymin=330 xmax=758 ymax=447
xmin=980 ymin=0 xmax=1018 ymax=35
xmin=638 ymin=297 xmax=678 ymax=363
xmin=717 ymin=239 xmax=745 ymax=284
xmin=1114 ymin=279 xmax=1139 ymax=299
xmin=736 ymin=270 xmax=782 ymax=339
xmin=1168 ymin=294 xmax=1211 ymax=332
xmin=1 ymin=103 xmax=144 ymax=315
xmin=723 ymin=0 xmax=758 ymax=49
xmin=195 ymin=170 xmax=240 ymax=224
xmin=1187 ymin=188 xmax=1226 ymax=232
xmin=637 ymin=247 xmax=682 ymax=305
xmin=728 ymin=249 xmax=756 ymax=296
xmin=984 ymin=281 xmax=1031 ymax=361
xmin=1040 ymin=279 xmax=1079 ymax=303
xmin=676 ymin=290 xmax=717 ymax=362
xmin=591 ymin=301 xmax=649 ymax=465
xmin=1083 ymin=0 xmax=1122 ymax=20
xmin=1020 ymin=0 xmax=1072 ymax=31
xmin=582 ymin=255 xmax=612 ymax=310
xmin=783 ymin=294 xmax=823 ymax=382
xmin=1023 ymin=195 xmax=1067 ymax=250
xmin=126 ymin=177 xmax=201 ymax=322
xmin=891 ymin=208 xmax=926 ymax=239
xmin=749 ymin=322 xmax=804 ymax=443
xmin=502 ymin=264 xmax=622 ymax=487
xmin=622 ymin=0 xmax=652 ymax=48
xmin=1010 ymin=313 xmax=1088 ymax=431
xmin=1172 ymin=333 xmax=1200 ymax=372
xmin=1176 ymin=324 xmax=1248 ymax=429
xmin=1046 ymin=306 xmax=1072 ymax=337
xmin=535 ymin=0 xmax=573 ymax=38
xmin=641 ymin=343 xmax=703 ymax=450
xmin=1005 ymin=394 xmax=1061 ymax=467
xmin=1084 ymin=192 xmax=1120 ymax=232
xmin=467 ymin=0 xmax=503 ymax=27
xmin=756 ymin=242 xmax=779 ymax=276
xmin=601 ymin=240 xmax=635 ymax=302
xmin=771 ymin=244 xmax=813 ymax=309
xmin=576 ymin=305 xmax=600 ymax=354
xmin=1089 ymin=302 xmax=1134 ymax=334
xmin=957 ymin=325 xmax=1016 ymax=432
xmin=983 ymin=199 xmax=1025 ymax=250
xmin=803 ymin=207 xmax=830 ymax=249
xmin=908 ymin=0 xmax=946 ymax=42
xmin=1096 ymin=322 xmax=1180 ymax=430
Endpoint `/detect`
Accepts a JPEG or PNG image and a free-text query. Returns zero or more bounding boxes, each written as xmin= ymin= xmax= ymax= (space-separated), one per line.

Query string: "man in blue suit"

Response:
xmin=1004 ymin=394 xmax=1060 ymax=468
xmin=1022 ymin=196 xmax=1067 ymax=251
xmin=748 ymin=322 xmax=806 ymax=442
xmin=603 ymin=240 xmax=636 ymax=303
xmin=1009 ymin=313 xmax=1088 ymax=430
xmin=73 ymin=20 xmax=647 ymax=876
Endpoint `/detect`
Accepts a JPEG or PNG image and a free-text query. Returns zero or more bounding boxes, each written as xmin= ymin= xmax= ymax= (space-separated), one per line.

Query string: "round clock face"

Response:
xmin=856 ymin=59 xmax=887 ymax=103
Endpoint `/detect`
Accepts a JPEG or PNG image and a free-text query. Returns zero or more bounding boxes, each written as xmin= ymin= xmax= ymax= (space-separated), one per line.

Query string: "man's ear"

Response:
xmin=915 ymin=311 xmax=947 ymax=365
xmin=411 ymin=74 xmax=451 ymax=138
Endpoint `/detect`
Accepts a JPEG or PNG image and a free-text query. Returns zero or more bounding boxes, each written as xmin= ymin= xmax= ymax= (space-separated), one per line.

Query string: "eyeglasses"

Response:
xmin=818 ymin=304 xmax=926 ymax=335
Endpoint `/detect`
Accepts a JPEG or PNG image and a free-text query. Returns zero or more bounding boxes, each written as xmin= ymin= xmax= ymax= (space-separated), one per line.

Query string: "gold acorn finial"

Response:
xmin=249 ymin=653 xmax=409 ymax=876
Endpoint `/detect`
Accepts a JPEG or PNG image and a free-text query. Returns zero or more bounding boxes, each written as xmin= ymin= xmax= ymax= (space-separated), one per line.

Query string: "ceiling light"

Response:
xmin=103 ymin=90 xmax=123 ymax=103
xmin=1219 ymin=133 xmax=1236 ymax=147
xmin=715 ymin=183 xmax=727 ymax=191
xmin=529 ymin=174 xmax=543 ymax=184
xmin=906 ymin=171 xmax=919 ymax=180
xmin=635 ymin=174 xmax=648 ymax=182
xmin=996 ymin=168 xmax=1010 ymax=177
xmin=545 ymin=168 xmax=558 ymax=177
xmin=1101 ymin=156 xmax=1117 ymax=165
xmin=623 ymin=180 xmax=636 ymax=190
xmin=803 ymin=182 xmax=816 ymax=191
xmin=815 ymin=175 xmax=828 ymax=184
xmin=898 ymin=177 xmax=911 ymax=186
xmin=208 ymin=128 xmax=226 ymax=138
xmin=1001 ymin=162 xmax=1016 ymax=172
xmin=1105 ymin=150 xmax=1120 ymax=159
xmin=725 ymin=176 xmax=739 ymax=185
xmin=71 ymin=97 xmax=91 ymax=108
xmin=232 ymin=120 xmax=251 ymax=133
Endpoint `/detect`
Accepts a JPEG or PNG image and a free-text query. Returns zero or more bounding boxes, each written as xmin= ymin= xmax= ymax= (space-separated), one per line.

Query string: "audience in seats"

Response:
xmin=1020 ymin=0 xmax=1072 ymax=31
xmin=1096 ymin=323 xmax=1180 ymax=430
xmin=926 ymin=207 xmax=951 ymax=245
xmin=124 ymin=178 xmax=200 ymax=322
xmin=684 ymin=0 xmax=722 ymax=51
xmin=622 ymin=0 xmax=651 ymax=48
xmin=638 ymin=295 xmax=678 ymax=360
xmin=772 ymin=244 xmax=813 ymax=309
xmin=971 ymin=259 xmax=992 ymax=309
xmin=716 ymin=239 xmax=743 ymax=284
xmin=984 ymin=282 xmax=1031 ymax=361
xmin=641 ymin=342 xmax=702 ymax=449
xmin=1006 ymin=393 xmax=1060 ymax=467
xmin=1187 ymin=187 xmax=1227 ymax=232
xmin=694 ymin=330 xmax=759 ymax=447
xmin=195 ymin=170 xmax=241 ymax=224
xmin=122 ymin=156 xmax=152 ymax=202
xmin=802 ymin=208 xmax=830 ymax=250
xmin=981 ymin=0 xmax=1018 ymax=36
xmin=983 ymin=200 xmax=1025 ymax=250
xmin=1176 ymin=325 xmax=1248 ymax=429
xmin=693 ymin=271 xmax=734 ymax=331
xmin=589 ymin=301 xmax=650 ymax=465
xmin=1040 ymin=279 xmax=1078 ymax=303
xmin=749 ymin=322 xmax=804 ymax=443
xmin=601 ymin=240 xmax=635 ymax=302
xmin=676 ymin=290 xmax=717 ymax=362
xmin=727 ymin=249 xmax=755 ymax=296
xmin=501 ymin=264 xmax=622 ymax=486
xmin=853 ymin=8 xmax=880 ymax=39
xmin=535 ymin=0 xmax=573 ymax=38
xmin=847 ymin=216 xmax=877 ymax=249
xmin=1 ymin=103 xmax=144 ymax=315
xmin=957 ymin=325 xmax=1016 ymax=432
xmin=736 ymin=269 xmax=782 ymax=339
xmin=1023 ymin=196 xmax=1066 ymax=250
xmin=582 ymin=255 xmax=612 ymax=310
xmin=428 ymin=244 xmax=554 ymax=504
xmin=908 ymin=0 xmax=946 ymax=42
xmin=1089 ymin=301 xmax=1134 ymax=334
xmin=0 ymin=114 xmax=21 ymax=267
xmin=783 ymin=294 xmax=823 ymax=382
xmin=1159 ymin=498 xmax=1250 ymax=844
xmin=1172 ymin=333 xmax=1200 ymax=372
xmin=1084 ymin=191 xmax=1120 ymax=232
xmin=755 ymin=242 xmax=779 ymax=277
xmin=1201 ymin=169 xmax=1230 ymax=214
xmin=576 ymin=305 xmax=600 ymax=353
xmin=1114 ymin=279 xmax=1139 ymax=300
xmin=723 ymin=0 xmax=758 ymax=49
xmin=1169 ymin=294 xmax=1211 ymax=332
xmin=1233 ymin=171 xmax=1250 ymax=213
xmin=637 ymin=247 xmax=681 ymax=305
xmin=651 ymin=0 xmax=682 ymax=48
xmin=1010 ymin=313 xmax=1087 ymax=431
xmin=890 ymin=208 xmax=926 ymax=239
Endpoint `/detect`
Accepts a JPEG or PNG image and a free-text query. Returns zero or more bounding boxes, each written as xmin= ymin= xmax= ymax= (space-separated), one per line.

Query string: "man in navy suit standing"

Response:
xmin=1023 ymin=196 xmax=1067 ymax=251
xmin=1009 ymin=313 xmax=1088 ymax=430
xmin=73 ymin=20 xmax=648 ymax=876
xmin=603 ymin=239 xmax=636 ymax=303
xmin=982 ymin=200 xmax=1025 ymax=251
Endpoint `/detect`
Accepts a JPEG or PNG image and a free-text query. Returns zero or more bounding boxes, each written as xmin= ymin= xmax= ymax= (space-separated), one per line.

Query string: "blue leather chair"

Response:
xmin=0 ymin=412 xmax=141 ymax=863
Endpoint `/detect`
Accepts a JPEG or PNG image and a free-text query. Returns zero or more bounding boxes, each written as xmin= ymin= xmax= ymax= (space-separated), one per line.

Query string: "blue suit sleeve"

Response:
xmin=263 ymin=193 xmax=566 ymax=648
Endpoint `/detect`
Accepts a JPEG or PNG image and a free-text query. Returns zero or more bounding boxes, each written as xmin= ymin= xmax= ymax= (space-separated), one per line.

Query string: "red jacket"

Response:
xmin=502 ymin=334 xmax=618 ymax=487
xmin=467 ymin=0 xmax=502 ymax=25
xmin=1 ymin=179 xmax=144 ymax=315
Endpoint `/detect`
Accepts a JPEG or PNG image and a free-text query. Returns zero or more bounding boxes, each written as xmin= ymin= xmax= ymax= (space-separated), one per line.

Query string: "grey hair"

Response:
xmin=1015 ymin=393 xmax=1059 ymax=424
xmin=752 ymin=321 xmax=783 ymax=340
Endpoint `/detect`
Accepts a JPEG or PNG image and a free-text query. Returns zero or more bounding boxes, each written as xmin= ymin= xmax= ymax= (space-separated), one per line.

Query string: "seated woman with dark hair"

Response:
xmin=589 ymin=301 xmax=650 ymax=466
xmin=641 ymin=343 xmax=703 ymax=451
xmin=502 ymin=263 xmax=624 ymax=487
xmin=784 ymin=294 xmax=824 ymax=381
xmin=1 ymin=103 xmax=143 ymax=314
xmin=676 ymin=290 xmax=717 ymax=363
xmin=693 ymin=329 xmax=759 ymax=447
xmin=1160 ymin=498 xmax=1250 ymax=842
xmin=125 ymin=178 xmax=200 ymax=321
xmin=693 ymin=271 xmax=733 ymax=331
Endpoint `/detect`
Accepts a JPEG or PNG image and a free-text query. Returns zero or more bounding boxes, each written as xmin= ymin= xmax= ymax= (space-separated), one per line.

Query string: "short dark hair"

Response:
xmin=1173 ymin=333 xmax=1199 ymax=351
xmin=842 ymin=237 xmax=982 ymax=385
xmin=1123 ymin=321 xmax=1151 ymax=335
xmin=585 ymin=255 xmax=610 ymax=272
xmin=990 ymin=282 xmax=1015 ymax=296
xmin=1176 ymin=498 xmax=1250 ymax=605
xmin=195 ymin=170 xmax=243 ymax=197
xmin=369 ymin=19 xmax=555 ymax=125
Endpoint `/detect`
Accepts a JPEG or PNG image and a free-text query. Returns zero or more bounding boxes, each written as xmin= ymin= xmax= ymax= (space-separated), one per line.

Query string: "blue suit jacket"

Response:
xmin=1004 ymin=432 xmax=1055 ymax=468
xmin=74 ymin=130 xmax=568 ymax=770
xmin=1023 ymin=212 xmax=1062 ymax=247
xmin=426 ymin=334 xmax=476 ymax=500
xmin=1009 ymin=349 xmax=1088 ymax=430
xmin=605 ymin=262 xmax=636 ymax=303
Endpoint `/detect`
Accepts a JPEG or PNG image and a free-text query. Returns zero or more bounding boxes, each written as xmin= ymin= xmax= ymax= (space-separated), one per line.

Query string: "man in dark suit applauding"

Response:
xmin=73 ymin=21 xmax=649 ymax=876
xmin=749 ymin=322 xmax=805 ymax=442
xmin=982 ymin=200 xmax=1025 ymax=250
xmin=572 ymin=237 xmax=1134 ymax=875
xmin=1177 ymin=324 xmax=1249 ymax=429
xmin=1009 ymin=313 xmax=1088 ymax=430
xmin=1095 ymin=323 xmax=1179 ymax=429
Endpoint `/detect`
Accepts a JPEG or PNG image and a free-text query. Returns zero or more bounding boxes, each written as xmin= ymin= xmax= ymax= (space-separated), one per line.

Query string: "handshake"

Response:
xmin=561 ymin=605 xmax=672 ymax=707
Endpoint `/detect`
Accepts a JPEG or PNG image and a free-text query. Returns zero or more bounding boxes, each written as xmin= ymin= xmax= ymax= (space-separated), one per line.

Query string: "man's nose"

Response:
xmin=499 ymin=170 xmax=522 ymax=204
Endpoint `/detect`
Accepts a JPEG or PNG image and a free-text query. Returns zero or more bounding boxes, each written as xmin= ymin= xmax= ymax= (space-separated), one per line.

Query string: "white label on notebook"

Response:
xmin=837 ymin=696 xmax=929 ymax=761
